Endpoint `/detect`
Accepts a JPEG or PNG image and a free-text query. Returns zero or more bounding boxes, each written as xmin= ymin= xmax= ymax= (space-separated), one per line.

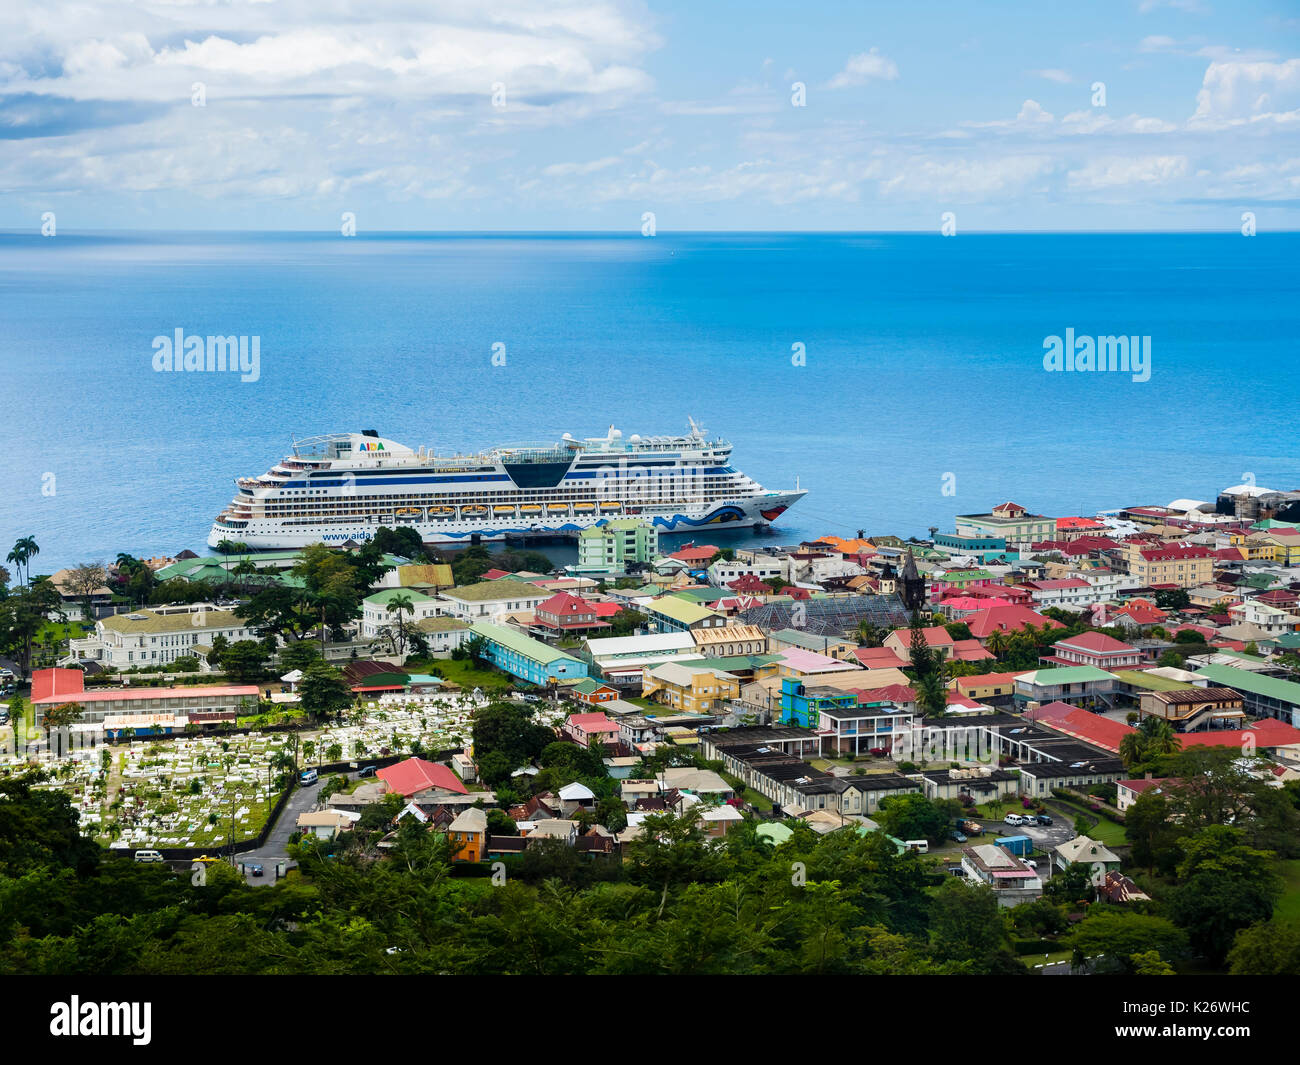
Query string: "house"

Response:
xmin=527 ymin=818 xmax=580 ymax=844
xmin=964 ymin=605 xmax=1062 ymax=642
xmin=376 ymin=757 xmax=469 ymax=798
xmin=641 ymin=662 xmax=739 ymax=713
xmin=1228 ymin=598 xmax=1300 ymax=636
xmin=774 ymin=646 xmax=864 ymax=677
xmin=447 ymin=807 xmax=488 ymax=862
xmin=533 ymin=592 xmax=609 ymax=633
xmin=569 ymin=677 xmax=620 ymax=705
xmin=1111 ymin=598 xmax=1168 ymax=632
xmin=779 ymin=676 xmax=857 ymax=728
xmin=1017 ymin=759 xmax=1127 ymax=799
xmin=1016 ymin=578 xmax=1102 ymax=610
xmin=1191 ymin=664 xmax=1300 ymax=728
xmin=829 ymin=774 xmax=921 ymax=815
xmin=1115 ymin=777 xmax=1176 ymax=812
xmin=1040 ymin=631 xmax=1145 ymax=671
xmin=1014 ymin=666 xmax=1118 ymax=711
xmin=949 ymin=671 xmax=1027 ymax=707
xmin=557 ymin=781 xmax=597 ymax=817
xmin=662 ymin=766 xmax=735 ymax=800
xmin=296 ymin=810 xmax=358 ymax=840
xmin=470 ymin=622 xmax=588 ymax=685
xmin=440 ymin=580 xmax=551 ymax=620
xmin=1100 ymin=870 xmax=1151 ymax=904
xmin=644 ymin=596 xmax=727 ymax=633
xmin=1055 ymin=835 xmax=1121 ymax=874
xmin=562 ymin=711 xmax=621 ymax=749
xmin=700 ymin=805 xmax=745 ymax=838
xmin=961 ymin=844 xmax=1043 ymax=907
xmin=850 ymin=646 xmax=911 ymax=670
xmin=413 ymin=616 xmax=473 ymax=655
xmin=709 ymin=554 xmax=789 ymax=586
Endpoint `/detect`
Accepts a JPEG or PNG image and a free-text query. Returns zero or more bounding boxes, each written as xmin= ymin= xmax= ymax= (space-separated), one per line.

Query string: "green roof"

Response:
xmin=694 ymin=654 xmax=781 ymax=672
xmin=444 ymin=579 xmax=548 ymax=602
xmin=668 ymin=587 xmax=726 ymax=603
xmin=415 ymin=616 xmax=471 ymax=633
xmin=365 ymin=587 xmax=436 ymax=606
xmin=1020 ymin=666 xmax=1116 ymax=685
xmin=1193 ymin=664 xmax=1300 ymax=706
xmin=647 ymin=597 xmax=720 ymax=624
xmin=572 ymin=677 xmax=616 ymax=695
xmin=470 ymin=622 xmax=581 ymax=666
xmin=1112 ymin=669 xmax=1195 ymax=692
xmin=101 ymin=606 xmax=246 ymax=635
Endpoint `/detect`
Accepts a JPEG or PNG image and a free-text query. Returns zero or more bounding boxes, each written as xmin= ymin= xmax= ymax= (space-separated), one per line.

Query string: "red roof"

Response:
xmin=965 ymin=605 xmax=1061 ymax=639
xmin=1138 ymin=544 xmax=1214 ymax=562
xmin=1022 ymin=578 xmax=1091 ymax=591
xmin=1179 ymin=720 xmax=1300 ymax=750
xmin=481 ymin=569 xmax=513 ymax=580
xmin=376 ymin=757 xmax=468 ymax=797
xmin=1031 ymin=702 xmax=1134 ymax=753
xmin=33 ymin=673 xmax=259 ymax=705
xmin=727 ymin=574 xmax=770 ymax=593
xmin=952 ymin=639 xmax=996 ymax=662
xmin=537 ymin=592 xmax=595 ymax=617
xmin=1057 ymin=516 xmax=1105 ymax=530
xmin=669 ymin=546 xmax=719 ymax=562
xmin=1054 ymin=631 xmax=1137 ymax=655
xmin=566 ymin=712 xmax=620 ymax=734
xmin=851 ymin=646 xmax=910 ymax=669
xmin=592 ymin=602 xmax=622 ymax=617
xmin=31 ymin=667 xmax=86 ymax=702
xmin=1116 ymin=598 xmax=1167 ymax=624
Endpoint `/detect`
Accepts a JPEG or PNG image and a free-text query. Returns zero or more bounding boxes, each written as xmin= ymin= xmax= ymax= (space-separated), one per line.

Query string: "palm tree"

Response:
xmin=1139 ymin=716 xmax=1181 ymax=758
xmin=387 ymin=593 xmax=415 ymax=655
xmin=8 ymin=536 xmax=39 ymax=586
xmin=856 ymin=620 xmax=884 ymax=647
xmin=987 ymin=628 xmax=1010 ymax=659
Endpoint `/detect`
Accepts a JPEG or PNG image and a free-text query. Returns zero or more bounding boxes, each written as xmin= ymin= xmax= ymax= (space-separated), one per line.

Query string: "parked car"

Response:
xmin=249 ymin=863 xmax=264 ymax=878
xmin=1036 ymin=813 xmax=1053 ymax=826
xmin=356 ymin=766 xmax=377 ymax=778
xmin=1004 ymin=813 xmax=1026 ymax=826
xmin=1021 ymin=856 xmax=1039 ymax=868
xmin=950 ymin=830 xmax=968 ymax=843
xmin=300 ymin=768 xmax=319 ymax=785
xmin=133 ymin=849 xmax=165 ymax=863
xmin=961 ymin=820 xmax=984 ymax=836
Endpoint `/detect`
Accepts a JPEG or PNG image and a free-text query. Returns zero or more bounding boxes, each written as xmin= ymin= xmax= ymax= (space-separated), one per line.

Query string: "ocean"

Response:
xmin=1 ymin=230 xmax=1297 ymax=572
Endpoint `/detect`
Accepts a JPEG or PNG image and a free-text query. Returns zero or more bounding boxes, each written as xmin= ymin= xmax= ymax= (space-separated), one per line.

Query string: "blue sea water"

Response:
xmin=1 ymin=230 xmax=1297 ymax=572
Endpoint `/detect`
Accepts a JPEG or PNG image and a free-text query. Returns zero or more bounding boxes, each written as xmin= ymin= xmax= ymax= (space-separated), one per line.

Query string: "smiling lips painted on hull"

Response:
xmin=208 ymin=421 xmax=807 ymax=548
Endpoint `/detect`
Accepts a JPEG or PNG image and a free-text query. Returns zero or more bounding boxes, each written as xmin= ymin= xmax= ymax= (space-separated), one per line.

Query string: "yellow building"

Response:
xmin=1121 ymin=542 xmax=1214 ymax=588
xmin=641 ymin=662 xmax=740 ymax=713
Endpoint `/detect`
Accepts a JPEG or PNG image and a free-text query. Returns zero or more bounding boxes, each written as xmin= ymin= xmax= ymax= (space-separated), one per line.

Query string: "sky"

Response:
xmin=1 ymin=0 xmax=1299 ymax=231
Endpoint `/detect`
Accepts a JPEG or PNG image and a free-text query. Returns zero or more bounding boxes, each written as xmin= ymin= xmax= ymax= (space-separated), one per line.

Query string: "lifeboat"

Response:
xmin=462 ymin=505 xmax=487 ymax=516
xmin=547 ymin=503 xmax=570 ymax=513
xmin=573 ymin=502 xmax=595 ymax=512
xmin=429 ymin=506 xmax=454 ymax=518
xmin=519 ymin=504 xmax=542 ymax=514
xmin=395 ymin=507 xmax=421 ymax=518
xmin=493 ymin=505 xmax=516 ymax=515
xmin=600 ymin=501 xmax=621 ymax=510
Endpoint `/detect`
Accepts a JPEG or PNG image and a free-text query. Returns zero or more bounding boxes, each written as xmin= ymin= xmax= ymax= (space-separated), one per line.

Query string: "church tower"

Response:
xmin=899 ymin=548 xmax=926 ymax=612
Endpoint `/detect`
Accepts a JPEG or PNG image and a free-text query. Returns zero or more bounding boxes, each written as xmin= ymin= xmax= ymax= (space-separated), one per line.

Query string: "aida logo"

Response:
xmin=358 ymin=442 xmax=385 ymax=451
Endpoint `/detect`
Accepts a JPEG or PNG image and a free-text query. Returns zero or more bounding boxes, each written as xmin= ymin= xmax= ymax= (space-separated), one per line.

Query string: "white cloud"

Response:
xmin=1192 ymin=58 xmax=1300 ymax=125
xmin=827 ymin=48 xmax=899 ymax=89
xmin=1067 ymin=155 xmax=1189 ymax=189
xmin=1032 ymin=69 xmax=1073 ymax=84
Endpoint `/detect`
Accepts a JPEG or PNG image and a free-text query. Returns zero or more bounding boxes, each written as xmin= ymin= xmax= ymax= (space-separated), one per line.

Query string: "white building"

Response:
xmin=708 ymin=555 xmax=790 ymax=587
xmin=68 ymin=603 xmax=257 ymax=670
xmin=361 ymin=588 xmax=447 ymax=638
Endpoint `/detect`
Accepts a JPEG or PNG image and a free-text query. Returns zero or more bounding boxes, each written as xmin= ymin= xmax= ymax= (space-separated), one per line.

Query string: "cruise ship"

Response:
xmin=208 ymin=421 xmax=806 ymax=549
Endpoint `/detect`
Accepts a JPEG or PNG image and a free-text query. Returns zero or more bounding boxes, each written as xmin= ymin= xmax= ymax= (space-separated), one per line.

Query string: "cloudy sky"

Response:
xmin=2 ymin=0 xmax=1299 ymax=230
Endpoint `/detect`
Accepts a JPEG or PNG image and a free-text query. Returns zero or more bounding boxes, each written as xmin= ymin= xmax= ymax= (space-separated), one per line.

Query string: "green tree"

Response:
xmin=42 ymin=702 xmax=84 ymax=730
xmin=875 ymin=794 xmax=956 ymax=842
xmin=1165 ymin=824 xmax=1283 ymax=966
xmin=218 ymin=640 xmax=271 ymax=683
xmin=928 ymin=879 xmax=1018 ymax=970
xmin=624 ymin=807 xmax=724 ymax=917
xmin=1227 ymin=920 xmax=1300 ymax=975
xmin=1070 ymin=912 xmax=1188 ymax=973
xmin=297 ymin=662 xmax=354 ymax=722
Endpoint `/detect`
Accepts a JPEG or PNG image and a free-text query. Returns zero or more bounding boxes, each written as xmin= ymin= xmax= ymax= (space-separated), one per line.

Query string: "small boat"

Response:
xmin=547 ymin=503 xmax=569 ymax=513
xmin=462 ymin=505 xmax=487 ymax=516
xmin=395 ymin=507 xmax=421 ymax=518
xmin=429 ymin=506 xmax=454 ymax=517
xmin=600 ymin=501 xmax=621 ymax=510
xmin=519 ymin=504 xmax=542 ymax=514
xmin=573 ymin=502 xmax=595 ymax=511
xmin=493 ymin=505 xmax=516 ymax=514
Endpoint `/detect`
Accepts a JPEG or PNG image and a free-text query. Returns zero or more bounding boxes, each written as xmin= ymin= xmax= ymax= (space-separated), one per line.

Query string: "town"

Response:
xmin=3 ymin=483 xmax=1300 ymax=976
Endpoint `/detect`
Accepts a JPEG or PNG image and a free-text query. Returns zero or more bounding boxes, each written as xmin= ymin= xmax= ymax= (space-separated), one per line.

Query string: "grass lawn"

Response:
xmin=1049 ymin=797 xmax=1128 ymax=847
xmin=38 ymin=620 xmax=90 ymax=643
xmin=413 ymin=657 xmax=510 ymax=692
xmin=1273 ymin=859 xmax=1300 ymax=925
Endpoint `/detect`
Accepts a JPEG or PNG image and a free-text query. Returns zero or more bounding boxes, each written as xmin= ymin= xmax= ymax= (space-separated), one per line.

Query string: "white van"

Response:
xmin=1004 ymin=813 xmax=1026 ymax=826
xmin=299 ymin=768 xmax=319 ymax=785
xmin=133 ymin=850 xmax=165 ymax=863
xmin=903 ymin=839 xmax=929 ymax=854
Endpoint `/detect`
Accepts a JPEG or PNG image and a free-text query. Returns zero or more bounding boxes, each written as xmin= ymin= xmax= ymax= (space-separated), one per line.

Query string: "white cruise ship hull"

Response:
xmin=207 ymin=426 xmax=805 ymax=550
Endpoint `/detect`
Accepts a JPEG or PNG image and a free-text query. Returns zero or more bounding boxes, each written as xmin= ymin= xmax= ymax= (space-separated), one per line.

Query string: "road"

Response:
xmin=234 ymin=771 xmax=364 ymax=885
